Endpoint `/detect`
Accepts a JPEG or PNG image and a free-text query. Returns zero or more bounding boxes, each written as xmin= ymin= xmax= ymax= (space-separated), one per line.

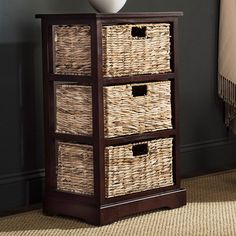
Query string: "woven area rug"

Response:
xmin=1 ymin=170 xmax=236 ymax=236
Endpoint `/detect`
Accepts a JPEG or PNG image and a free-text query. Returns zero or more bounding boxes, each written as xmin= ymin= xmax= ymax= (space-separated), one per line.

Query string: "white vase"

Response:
xmin=88 ymin=0 xmax=127 ymax=13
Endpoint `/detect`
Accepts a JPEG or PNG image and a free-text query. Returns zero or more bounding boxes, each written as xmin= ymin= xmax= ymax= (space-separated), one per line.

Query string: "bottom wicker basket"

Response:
xmin=57 ymin=142 xmax=94 ymax=195
xmin=56 ymin=138 xmax=174 ymax=198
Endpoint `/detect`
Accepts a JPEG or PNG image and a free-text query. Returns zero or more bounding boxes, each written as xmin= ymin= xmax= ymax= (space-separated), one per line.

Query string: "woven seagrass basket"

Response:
xmin=56 ymin=138 xmax=174 ymax=197
xmin=54 ymin=25 xmax=92 ymax=76
xmin=105 ymin=138 xmax=174 ymax=198
xmin=53 ymin=23 xmax=171 ymax=77
xmin=57 ymin=142 xmax=94 ymax=195
xmin=56 ymin=81 xmax=172 ymax=137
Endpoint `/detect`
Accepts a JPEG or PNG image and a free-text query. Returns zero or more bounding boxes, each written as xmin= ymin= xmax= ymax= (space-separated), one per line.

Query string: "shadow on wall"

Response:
xmin=0 ymin=41 xmax=37 ymax=173
xmin=0 ymin=0 xmax=92 ymax=212
xmin=0 ymin=0 xmax=91 ymax=175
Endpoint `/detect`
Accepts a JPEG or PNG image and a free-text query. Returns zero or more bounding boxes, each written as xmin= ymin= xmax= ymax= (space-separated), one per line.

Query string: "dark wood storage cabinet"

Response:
xmin=36 ymin=12 xmax=186 ymax=226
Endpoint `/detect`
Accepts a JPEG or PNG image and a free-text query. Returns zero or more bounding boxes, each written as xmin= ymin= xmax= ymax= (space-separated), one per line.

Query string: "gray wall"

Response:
xmin=0 ymin=0 xmax=235 ymax=213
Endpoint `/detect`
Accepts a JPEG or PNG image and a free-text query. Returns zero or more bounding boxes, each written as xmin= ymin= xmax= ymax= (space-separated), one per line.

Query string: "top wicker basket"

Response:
xmin=54 ymin=23 xmax=172 ymax=77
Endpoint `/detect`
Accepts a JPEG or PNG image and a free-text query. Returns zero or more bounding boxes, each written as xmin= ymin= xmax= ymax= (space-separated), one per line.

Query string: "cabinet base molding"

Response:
xmin=43 ymin=188 xmax=186 ymax=226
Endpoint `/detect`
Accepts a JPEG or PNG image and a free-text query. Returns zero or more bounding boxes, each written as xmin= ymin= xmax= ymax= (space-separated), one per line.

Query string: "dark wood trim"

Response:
xmin=35 ymin=14 xmax=182 ymax=29
xmin=41 ymin=19 xmax=53 ymax=192
xmin=49 ymin=73 xmax=174 ymax=85
xmin=48 ymin=82 xmax=56 ymax=134
xmin=98 ymin=12 xmax=184 ymax=18
xmin=45 ymin=184 xmax=178 ymax=206
xmin=48 ymin=26 xmax=54 ymax=75
xmin=91 ymin=19 xmax=106 ymax=205
xmin=41 ymin=21 xmax=57 ymax=194
xmin=54 ymin=129 xmax=175 ymax=147
xmin=47 ymin=190 xmax=96 ymax=205
xmin=43 ymin=196 xmax=100 ymax=225
xmin=36 ymin=12 xmax=184 ymax=19
xmin=54 ymin=133 xmax=93 ymax=145
xmin=100 ymin=188 xmax=186 ymax=225
xmin=48 ymin=74 xmax=92 ymax=85
xmin=104 ymin=73 xmax=175 ymax=86
xmin=100 ymin=189 xmax=186 ymax=225
xmin=172 ymin=18 xmax=181 ymax=187
xmin=100 ymin=17 xmax=178 ymax=25
xmin=35 ymin=13 xmax=96 ymax=19
xmin=43 ymin=188 xmax=186 ymax=226
xmin=37 ymin=17 xmax=178 ymax=29
xmin=170 ymin=22 xmax=175 ymax=73
xmin=105 ymin=129 xmax=176 ymax=146
xmin=48 ymin=28 xmax=57 ymax=190
xmin=45 ymin=18 xmax=94 ymax=26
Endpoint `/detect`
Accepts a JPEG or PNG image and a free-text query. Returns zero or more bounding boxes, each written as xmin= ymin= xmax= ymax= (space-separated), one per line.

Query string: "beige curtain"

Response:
xmin=218 ymin=0 xmax=236 ymax=133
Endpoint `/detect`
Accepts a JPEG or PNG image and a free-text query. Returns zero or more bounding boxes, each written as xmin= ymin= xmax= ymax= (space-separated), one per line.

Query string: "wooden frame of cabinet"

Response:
xmin=36 ymin=12 xmax=186 ymax=226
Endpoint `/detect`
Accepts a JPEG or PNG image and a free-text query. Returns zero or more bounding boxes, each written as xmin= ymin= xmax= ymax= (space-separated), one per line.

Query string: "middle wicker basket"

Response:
xmin=56 ymin=81 xmax=172 ymax=137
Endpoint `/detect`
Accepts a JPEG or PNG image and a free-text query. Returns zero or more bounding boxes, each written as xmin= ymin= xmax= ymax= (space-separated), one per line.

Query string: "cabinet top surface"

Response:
xmin=35 ymin=12 xmax=183 ymax=19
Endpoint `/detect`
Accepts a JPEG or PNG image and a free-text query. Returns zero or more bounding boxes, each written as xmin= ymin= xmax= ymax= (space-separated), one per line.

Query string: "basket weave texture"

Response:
xmin=105 ymin=138 xmax=174 ymax=198
xmin=56 ymin=85 xmax=93 ymax=136
xmin=56 ymin=138 xmax=173 ymax=197
xmin=102 ymin=23 xmax=171 ymax=77
xmin=57 ymin=142 xmax=94 ymax=195
xmin=104 ymin=81 xmax=172 ymax=137
xmin=53 ymin=23 xmax=171 ymax=77
xmin=56 ymin=81 xmax=172 ymax=137
xmin=54 ymin=25 xmax=91 ymax=76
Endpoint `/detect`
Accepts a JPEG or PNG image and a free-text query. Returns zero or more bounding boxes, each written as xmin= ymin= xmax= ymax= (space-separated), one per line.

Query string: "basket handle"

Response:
xmin=132 ymin=143 xmax=148 ymax=156
xmin=132 ymin=85 xmax=147 ymax=97
xmin=131 ymin=26 xmax=147 ymax=38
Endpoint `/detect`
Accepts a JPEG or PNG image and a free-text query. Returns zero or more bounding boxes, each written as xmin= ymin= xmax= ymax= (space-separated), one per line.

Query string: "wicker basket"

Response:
xmin=57 ymin=142 xmax=94 ymax=195
xmin=56 ymin=85 xmax=93 ymax=136
xmin=105 ymin=138 xmax=174 ymax=198
xmin=102 ymin=23 xmax=171 ymax=77
xmin=56 ymin=138 xmax=173 ymax=197
xmin=56 ymin=81 xmax=172 ymax=137
xmin=54 ymin=25 xmax=92 ymax=76
xmin=53 ymin=23 xmax=171 ymax=77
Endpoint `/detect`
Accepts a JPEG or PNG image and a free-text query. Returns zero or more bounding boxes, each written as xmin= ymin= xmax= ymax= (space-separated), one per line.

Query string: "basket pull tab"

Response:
xmin=132 ymin=143 xmax=148 ymax=156
xmin=132 ymin=85 xmax=147 ymax=97
xmin=131 ymin=26 xmax=147 ymax=38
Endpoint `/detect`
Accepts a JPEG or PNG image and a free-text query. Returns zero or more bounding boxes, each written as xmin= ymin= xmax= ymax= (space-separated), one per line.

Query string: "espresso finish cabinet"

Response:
xmin=36 ymin=12 xmax=186 ymax=226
